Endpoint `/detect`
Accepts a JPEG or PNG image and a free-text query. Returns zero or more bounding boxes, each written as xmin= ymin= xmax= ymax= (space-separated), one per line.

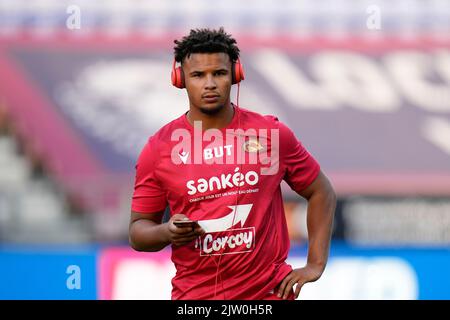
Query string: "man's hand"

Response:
xmin=277 ymin=170 xmax=335 ymax=299
xmin=277 ymin=263 xmax=324 ymax=299
xmin=168 ymin=214 xmax=205 ymax=247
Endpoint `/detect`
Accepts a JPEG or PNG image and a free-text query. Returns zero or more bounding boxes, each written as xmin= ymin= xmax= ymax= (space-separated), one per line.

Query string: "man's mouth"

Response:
xmin=202 ymin=94 xmax=220 ymax=103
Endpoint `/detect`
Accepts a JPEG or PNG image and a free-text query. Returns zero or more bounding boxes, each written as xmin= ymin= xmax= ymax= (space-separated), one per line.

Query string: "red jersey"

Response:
xmin=131 ymin=106 xmax=320 ymax=300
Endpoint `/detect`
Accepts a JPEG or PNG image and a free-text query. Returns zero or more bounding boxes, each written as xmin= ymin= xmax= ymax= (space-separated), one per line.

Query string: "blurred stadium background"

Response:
xmin=0 ymin=0 xmax=449 ymax=299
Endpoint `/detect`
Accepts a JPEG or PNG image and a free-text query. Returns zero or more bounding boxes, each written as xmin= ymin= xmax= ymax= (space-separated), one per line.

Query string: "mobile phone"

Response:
xmin=173 ymin=220 xmax=199 ymax=228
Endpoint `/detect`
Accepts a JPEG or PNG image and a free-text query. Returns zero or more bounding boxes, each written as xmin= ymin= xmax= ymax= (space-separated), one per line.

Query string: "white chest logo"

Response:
xmin=197 ymin=204 xmax=253 ymax=233
xmin=204 ymin=144 xmax=233 ymax=160
xmin=179 ymin=151 xmax=189 ymax=164
xmin=196 ymin=204 xmax=256 ymax=256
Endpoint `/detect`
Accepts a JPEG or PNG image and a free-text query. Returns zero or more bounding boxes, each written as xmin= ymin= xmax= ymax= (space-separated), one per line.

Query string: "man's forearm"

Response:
xmin=129 ymin=220 xmax=171 ymax=252
xmin=305 ymin=187 xmax=336 ymax=272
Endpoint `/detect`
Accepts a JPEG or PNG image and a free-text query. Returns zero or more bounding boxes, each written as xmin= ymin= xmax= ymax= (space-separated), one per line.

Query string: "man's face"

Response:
xmin=182 ymin=52 xmax=232 ymax=115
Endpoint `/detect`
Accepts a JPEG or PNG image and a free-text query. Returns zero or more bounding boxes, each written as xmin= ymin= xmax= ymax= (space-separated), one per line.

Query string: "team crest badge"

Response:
xmin=243 ymin=139 xmax=264 ymax=153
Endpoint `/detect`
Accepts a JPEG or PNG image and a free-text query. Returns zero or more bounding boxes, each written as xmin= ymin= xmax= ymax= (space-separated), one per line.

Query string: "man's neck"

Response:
xmin=186 ymin=103 xmax=235 ymax=131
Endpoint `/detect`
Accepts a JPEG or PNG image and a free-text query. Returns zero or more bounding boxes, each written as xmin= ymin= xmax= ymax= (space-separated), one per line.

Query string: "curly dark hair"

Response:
xmin=173 ymin=27 xmax=240 ymax=63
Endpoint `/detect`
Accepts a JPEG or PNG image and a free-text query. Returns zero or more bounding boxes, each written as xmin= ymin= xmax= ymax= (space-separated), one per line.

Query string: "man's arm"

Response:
xmin=129 ymin=211 xmax=205 ymax=252
xmin=278 ymin=170 xmax=336 ymax=299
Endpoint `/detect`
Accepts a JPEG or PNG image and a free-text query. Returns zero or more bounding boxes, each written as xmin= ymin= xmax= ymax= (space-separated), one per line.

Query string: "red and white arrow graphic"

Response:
xmin=197 ymin=204 xmax=253 ymax=233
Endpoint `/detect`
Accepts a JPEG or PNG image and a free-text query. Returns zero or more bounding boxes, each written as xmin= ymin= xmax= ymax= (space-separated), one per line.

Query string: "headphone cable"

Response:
xmin=212 ymin=82 xmax=243 ymax=300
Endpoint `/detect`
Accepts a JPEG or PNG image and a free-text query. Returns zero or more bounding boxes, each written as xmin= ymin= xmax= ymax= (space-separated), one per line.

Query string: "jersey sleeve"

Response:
xmin=131 ymin=137 xmax=167 ymax=213
xmin=279 ymin=121 xmax=320 ymax=194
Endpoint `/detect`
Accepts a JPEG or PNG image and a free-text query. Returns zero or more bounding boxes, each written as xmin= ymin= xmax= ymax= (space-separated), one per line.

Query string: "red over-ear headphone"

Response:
xmin=171 ymin=58 xmax=245 ymax=89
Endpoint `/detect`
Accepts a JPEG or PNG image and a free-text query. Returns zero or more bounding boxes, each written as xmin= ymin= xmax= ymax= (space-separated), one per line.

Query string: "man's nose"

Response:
xmin=204 ymin=74 xmax=217 ymax=89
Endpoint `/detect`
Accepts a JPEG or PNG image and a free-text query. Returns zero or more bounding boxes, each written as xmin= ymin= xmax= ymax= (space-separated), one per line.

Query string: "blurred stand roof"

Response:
xmin=0 ymin=0 xmax=449 ymax=39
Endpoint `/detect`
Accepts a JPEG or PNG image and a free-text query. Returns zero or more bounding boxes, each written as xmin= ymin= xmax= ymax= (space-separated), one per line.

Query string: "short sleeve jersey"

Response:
xmin=132 ymin=107 xmax=320 ymax=299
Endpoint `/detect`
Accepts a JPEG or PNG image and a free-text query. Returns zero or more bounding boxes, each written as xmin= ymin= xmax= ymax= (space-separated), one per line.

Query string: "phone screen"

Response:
xmin=173 ymin=220 xmax=199 ymax=228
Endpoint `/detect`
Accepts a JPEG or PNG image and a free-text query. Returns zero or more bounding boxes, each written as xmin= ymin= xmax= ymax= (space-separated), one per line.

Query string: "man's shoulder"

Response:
xmin=239 ymin=107 xmax=280 ymax=129
xmin=239 ymin=107 xmax=297 ymax=143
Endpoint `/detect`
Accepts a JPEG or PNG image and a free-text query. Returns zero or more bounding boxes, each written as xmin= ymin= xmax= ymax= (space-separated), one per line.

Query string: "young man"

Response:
xmin=129 ymin=28 xmax=336 ymax=300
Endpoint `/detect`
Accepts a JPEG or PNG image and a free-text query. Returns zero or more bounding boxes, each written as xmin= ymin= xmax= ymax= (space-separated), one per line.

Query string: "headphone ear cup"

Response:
xmin=232 ymin=60 xmax=245 ymax=84
xmin=171 ymin=66 xmax=185 ymax=88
